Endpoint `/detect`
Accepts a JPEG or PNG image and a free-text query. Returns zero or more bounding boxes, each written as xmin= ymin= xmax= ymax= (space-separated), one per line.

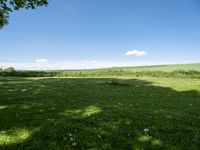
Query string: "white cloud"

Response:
xmin=35 ymin=59 xmax=48 ymax=63
xmin=125 ymin=50 xmax=147 ymax=56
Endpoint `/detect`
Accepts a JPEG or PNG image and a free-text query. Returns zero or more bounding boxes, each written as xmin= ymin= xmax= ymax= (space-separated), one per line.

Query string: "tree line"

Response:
xmin=0 ymin=67 xmax=200 ymax=78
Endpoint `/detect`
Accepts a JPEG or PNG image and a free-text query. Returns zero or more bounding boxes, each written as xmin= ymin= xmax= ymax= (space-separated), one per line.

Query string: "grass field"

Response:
xmin=115 ymin=63 xmax=200 ymax=72
xmin=56 ymin=63 xmax=200 ymax=78
xmin=0 ymin=76 xmax=200 ymax=149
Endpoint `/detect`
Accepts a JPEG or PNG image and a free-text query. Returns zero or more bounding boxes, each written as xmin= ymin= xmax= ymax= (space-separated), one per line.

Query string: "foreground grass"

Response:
xmin=0 ymin=77 xmax=200 ymax=149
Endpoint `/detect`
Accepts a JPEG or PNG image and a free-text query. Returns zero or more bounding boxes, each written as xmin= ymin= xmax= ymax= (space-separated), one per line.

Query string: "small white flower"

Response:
xmin=144 ymin=128 xmax=149 ymax=133
xmin=72 ymin=142 xmax=77 ymax=146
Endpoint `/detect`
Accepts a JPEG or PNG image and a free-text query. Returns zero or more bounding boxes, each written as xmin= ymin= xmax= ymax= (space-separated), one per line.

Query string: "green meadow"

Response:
xmin=0 ymin=64 xmax=200 ymax=149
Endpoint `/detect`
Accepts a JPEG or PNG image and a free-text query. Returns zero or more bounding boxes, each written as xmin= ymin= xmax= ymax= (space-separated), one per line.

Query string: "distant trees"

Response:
xmin=0 ymin=67 xmax=16 ymax=76
xmin=0 ymin=0 xmax=48 ymax=28
xmin=4 ymin=67 xmax=15 ymax=72
xmin=0 ymin=67 xmax=200 ymax=78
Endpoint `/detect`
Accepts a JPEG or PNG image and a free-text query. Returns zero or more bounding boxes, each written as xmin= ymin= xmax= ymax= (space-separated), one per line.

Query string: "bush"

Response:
xmin=1 ymin=67 xmax=16 ymax=76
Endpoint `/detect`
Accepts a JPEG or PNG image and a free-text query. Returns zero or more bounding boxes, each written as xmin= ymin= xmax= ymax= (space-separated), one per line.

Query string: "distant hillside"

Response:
xmin=112 ymin=63 xmax=200 ymax=72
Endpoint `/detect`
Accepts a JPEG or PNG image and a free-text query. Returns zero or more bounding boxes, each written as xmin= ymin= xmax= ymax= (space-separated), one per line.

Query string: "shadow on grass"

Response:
xmin=0 ymin=77 xmax=200 ymax=149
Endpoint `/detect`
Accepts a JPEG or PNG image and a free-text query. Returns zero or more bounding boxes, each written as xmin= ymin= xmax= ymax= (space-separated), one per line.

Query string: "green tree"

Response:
xmin=2 ymin=67 xmax=16 ymax=76
xmin=0 ymin=0 xmax=48 ymax=28
xmin=4 ymin=67 xmax=16 ymax=72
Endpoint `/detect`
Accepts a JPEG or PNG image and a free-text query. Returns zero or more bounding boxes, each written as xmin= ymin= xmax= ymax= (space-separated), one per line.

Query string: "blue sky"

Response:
xmin=0 ymin=0 xmax=200 ymax=70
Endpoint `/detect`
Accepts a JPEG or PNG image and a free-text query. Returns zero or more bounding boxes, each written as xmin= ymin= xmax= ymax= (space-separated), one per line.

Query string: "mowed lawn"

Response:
xmin=0 ymin=77 xmax=200 ymax=150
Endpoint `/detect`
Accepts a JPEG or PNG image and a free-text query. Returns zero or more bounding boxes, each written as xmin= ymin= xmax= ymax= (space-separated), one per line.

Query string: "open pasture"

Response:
xmin=0 ymin=77 xmax=200 ymax=149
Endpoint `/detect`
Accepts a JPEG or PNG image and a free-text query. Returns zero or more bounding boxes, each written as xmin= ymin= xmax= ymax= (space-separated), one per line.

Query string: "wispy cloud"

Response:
xmin=125 ymin=50 xmax=147 ymax=56
xmin=2 ymin=57 xmax=193 ymax=70
xmin=0 ymin=60 xmax=158 ymax=70
xmin=35 ymin=59 xmax=48 ymax=63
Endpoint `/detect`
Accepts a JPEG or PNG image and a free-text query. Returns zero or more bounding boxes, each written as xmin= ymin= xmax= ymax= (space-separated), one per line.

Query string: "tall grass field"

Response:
xmin=0 ymin=63 xmax=200 ymax=149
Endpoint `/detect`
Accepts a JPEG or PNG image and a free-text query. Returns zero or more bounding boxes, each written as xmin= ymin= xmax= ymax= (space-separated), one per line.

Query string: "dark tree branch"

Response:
xmin=0 ymin=0 xmax=48 ymax=28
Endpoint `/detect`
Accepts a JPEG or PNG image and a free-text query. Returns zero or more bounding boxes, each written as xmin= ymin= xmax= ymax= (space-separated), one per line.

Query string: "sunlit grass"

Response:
xmin=151 ymin=139 xmax=163 ymax=146
xmin=60 ymin=106 xmax=102 ymax=118
xmin=20 ymin=105 xmax=32 ymax=109
xmin=0 ymin=106 xmax=8 ymax=110
xmin=139 ymin=135 xmax=152 ymax=142
xmin=0 ymin=128 xmax=33 ymax=145
xmin=139 ymin=135 xmax=163 ymax=146
xmin=82 ymin=106 xmax=102 ymax=117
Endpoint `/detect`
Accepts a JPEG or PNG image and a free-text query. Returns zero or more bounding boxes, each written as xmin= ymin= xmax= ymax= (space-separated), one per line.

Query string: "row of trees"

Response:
xmin=0 ymin=67 xmax=200 ymax=78
xmin=0 ymin=67 xmax=58 ymax=77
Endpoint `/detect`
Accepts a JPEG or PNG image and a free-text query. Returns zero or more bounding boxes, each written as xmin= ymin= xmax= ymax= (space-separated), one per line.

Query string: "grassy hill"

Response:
xmin=55 ymin=63 xmax=200 ymax=78
xmin=114 ymin=63 xmax=200 ymax=72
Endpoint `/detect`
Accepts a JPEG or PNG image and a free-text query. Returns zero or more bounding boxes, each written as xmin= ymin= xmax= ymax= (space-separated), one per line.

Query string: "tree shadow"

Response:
xmin=0 ymin=77 xmax=200 ymax=149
